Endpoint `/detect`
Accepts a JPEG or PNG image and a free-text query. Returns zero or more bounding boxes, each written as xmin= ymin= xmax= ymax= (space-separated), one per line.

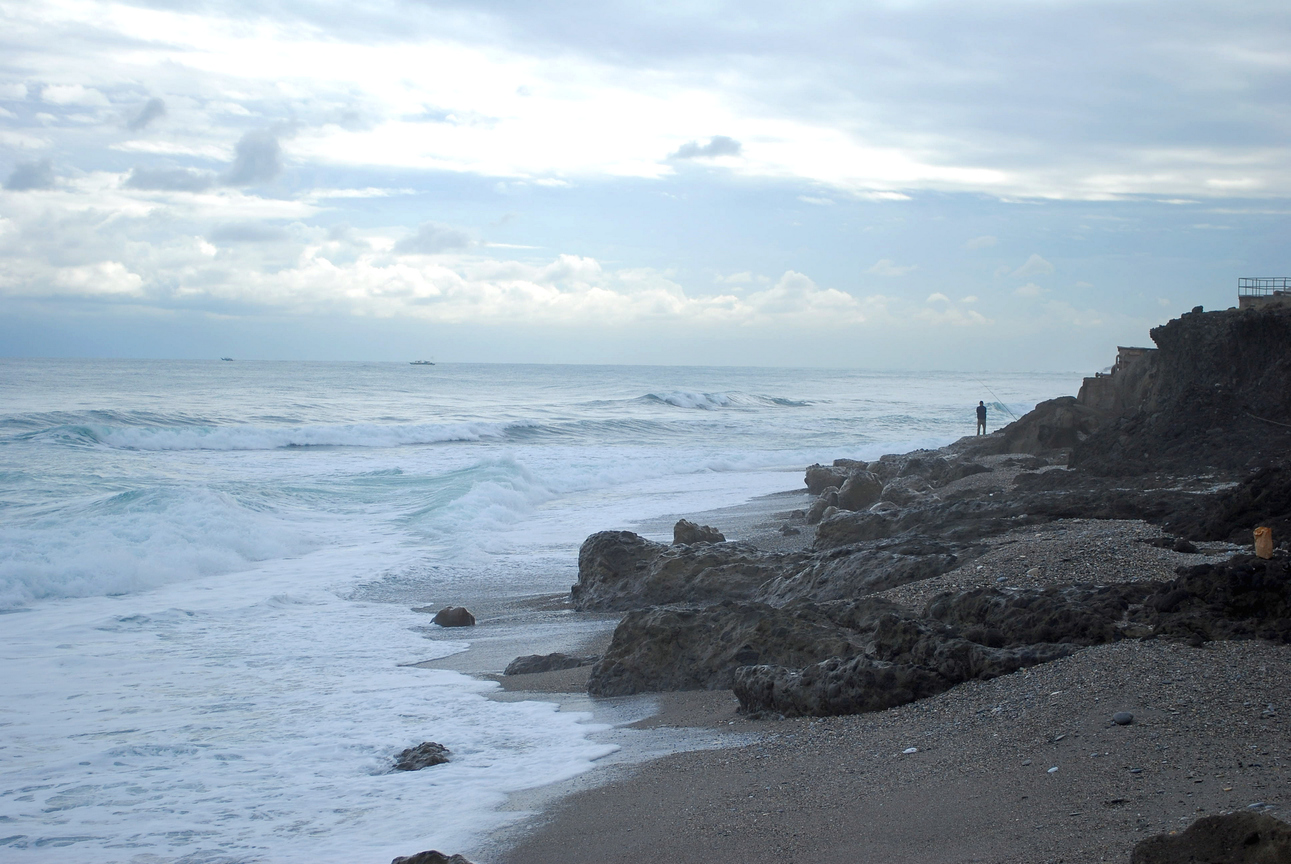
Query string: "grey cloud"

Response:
xmin=125 ymin=165 xmax=216 ymax=192
xmin=209 ymin=222 xmax=291 ymax=243
xmin=127 ymin=97 xmax=166 ymax=131
xmin=670 ymin=136 xmax=742 ymax=160
xmin=4 ymin=158 xmax=55 ymax=191
xmin=222 ymin=129 xmax=282 ymax=186
xmin=394 ymin=221 xmax=472 ymax=255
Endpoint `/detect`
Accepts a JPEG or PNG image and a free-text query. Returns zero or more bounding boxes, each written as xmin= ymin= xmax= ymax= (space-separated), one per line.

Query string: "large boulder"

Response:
xmin=836 ymin=472 xmax=883 ymax=511
xmin=805 ymin=463 xmax=850 ymax=494
xmin=1131 ymin=811 xmax=1291 ymax=864
xmin=586 ymin=601 xmax=864 ymax=696
xmin=571 ymin=530 xmax=805 ymax=612
xmin=813 ymin=511 xmax=895 ymax=547
xmin=431 ymin=607 xmax=476 ymax=627
xmin=673 ymin=519 xmax=725 ymax=544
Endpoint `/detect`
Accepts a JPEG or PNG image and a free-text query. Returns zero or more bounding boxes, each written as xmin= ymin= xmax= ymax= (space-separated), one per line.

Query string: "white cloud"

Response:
xmin=41 ymin=84 xmax=110 ymax=107
xmin=797 ymin=195 xmax=835 ymax=206
xmin=0 ymin=83 xmax=27 ymax=100
xmin=868 ymin=259 xmax=917 ymax=277
xmin=926 ymin=292 xmax=950 ymax=304
xmin=1015 ymin=282 xmax=1045 ymax=297
xmin=1011 ymin=254 xmax=1054 ymax=279
xmin=962 ymin=235 xmax=997 ymax=249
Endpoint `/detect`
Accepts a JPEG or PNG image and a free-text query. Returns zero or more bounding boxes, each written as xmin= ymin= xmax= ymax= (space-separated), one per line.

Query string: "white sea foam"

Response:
xmin=74 ymin=420 xmax=529 ymax=451
xmin=0 ymin=555 xmax=614 ymax=863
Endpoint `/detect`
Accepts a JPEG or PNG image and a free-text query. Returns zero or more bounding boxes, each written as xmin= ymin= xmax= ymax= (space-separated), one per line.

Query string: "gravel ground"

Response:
xmin=481 ymin=471 xmax=1283 ymax=864
xmin=878 ymin=518 xmax=1241 ymax=611
xmin=499 ymin=638 xmax=1291 ymax=864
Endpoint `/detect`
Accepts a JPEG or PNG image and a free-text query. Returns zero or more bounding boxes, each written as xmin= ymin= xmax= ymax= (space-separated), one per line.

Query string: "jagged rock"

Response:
xmin=734 ymin=616 xmax=1079 ymax=718
xmin=392 ymin=852 xmax=475 ymax=864
xmin=571 ymin=530 xmax=805 ymax=612
xmin=1131 ymin=811 xmax=1291 ymax=864
xmin=780 ymin=524 xmax=800 ymax=536
xmin=757 ymin=547 xmax=960 ymax=604
xmin=504 ymin=652 xmax=596 ymax=675
xmin=587 ymin=601 xmax=863 ymax=696
xmin=805 ymin=488 xmax=839 ymax=524
xmin=1146 ymin=553 xmax=1291 ymax=643
xmin=805 ymin=463 xmax=850 ymax=494
xmin=393 ymin=742 xmax=450 ymax=771
xmin=673 ymin=518 xmax=726 ymax=545
xmin=814 ymin=510 xmax=895 ymax=547
xmin=431 ymin=607 xmax=476 ymax=627
xmin=922 ymin=583 xmax=1156 ymax=647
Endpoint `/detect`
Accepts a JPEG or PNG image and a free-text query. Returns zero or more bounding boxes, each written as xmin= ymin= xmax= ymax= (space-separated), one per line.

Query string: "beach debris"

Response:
xmin=902 ymin=747 xmax=918 ymax=754
xmin=1131 ymin=811 xmax=1291 ymax=863
xmin=431 ymin=606 xmax=476 ymax=627
xmin=1255 ymin=526 xmax=1273 ymax=559
xmin=1113 ymin=711 xmax=1134 ymax=725
xmin=393 ymin=742 xmax=450 ymax=771
xmin=673 ymin=519 xmax=725 ymax=545
xmin=504 ymin=652 xmax=597 ymax=676
xmin=1047 ymin=766 xmax=1058 ymax=774
xmin=1026 ymin=567 xmax=1042 ymax=578
xmin=780 ymin=524 xmax=801 ymax=536
xmin=391 ymin=852 xmax=475 ymax=864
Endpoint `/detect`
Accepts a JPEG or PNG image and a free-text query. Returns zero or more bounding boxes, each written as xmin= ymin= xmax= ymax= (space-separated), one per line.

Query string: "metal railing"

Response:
xmin=1239 ymin=277 xmax=1291 ymax=297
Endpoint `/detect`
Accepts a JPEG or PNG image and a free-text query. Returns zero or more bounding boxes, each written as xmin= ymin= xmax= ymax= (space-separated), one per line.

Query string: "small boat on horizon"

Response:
xmin=409 ymin=360 xmax=435 ymax=365
xmin=221 ymin=357 xmax=234 ymax=361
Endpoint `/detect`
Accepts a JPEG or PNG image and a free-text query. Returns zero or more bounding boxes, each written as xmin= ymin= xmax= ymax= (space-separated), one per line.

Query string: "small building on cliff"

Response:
xmin=1239 ymin=277 xmax=1291 ymax=311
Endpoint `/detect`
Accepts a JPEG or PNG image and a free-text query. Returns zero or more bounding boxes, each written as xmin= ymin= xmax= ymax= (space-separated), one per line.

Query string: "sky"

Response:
xmin=1 ymin=0 xmax=1288 ymax=370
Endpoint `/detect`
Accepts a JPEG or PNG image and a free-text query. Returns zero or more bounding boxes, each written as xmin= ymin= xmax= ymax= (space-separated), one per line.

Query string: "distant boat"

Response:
xmin=409 ymin=360 xmax=435 ymax=365
xmin=221 ymin=357 xmax=234 ymax=361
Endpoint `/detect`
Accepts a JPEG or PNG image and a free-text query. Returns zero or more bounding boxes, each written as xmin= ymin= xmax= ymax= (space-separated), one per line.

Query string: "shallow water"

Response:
xmin=0 ymin=359 xmax=1080 ymax=861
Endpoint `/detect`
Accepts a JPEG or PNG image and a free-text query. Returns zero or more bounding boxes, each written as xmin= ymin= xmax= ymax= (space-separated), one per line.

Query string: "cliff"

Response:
xmin=1069 ymin=305 xmax=1291 ymax=474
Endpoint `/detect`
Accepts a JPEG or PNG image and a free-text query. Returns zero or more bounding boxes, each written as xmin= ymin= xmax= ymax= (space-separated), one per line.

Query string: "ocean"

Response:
xmin=0 ymin=359 xmax=1081 ymax=862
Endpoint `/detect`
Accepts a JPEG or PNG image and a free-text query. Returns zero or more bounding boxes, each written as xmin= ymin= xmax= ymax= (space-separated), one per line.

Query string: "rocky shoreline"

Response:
xmin=409 ymin=305 xmax=1291 ymax=863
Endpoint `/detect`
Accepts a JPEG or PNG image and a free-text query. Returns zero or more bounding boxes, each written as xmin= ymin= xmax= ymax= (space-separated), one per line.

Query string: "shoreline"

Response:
xmin=463 ymin=455 xmax=1289 ymax=864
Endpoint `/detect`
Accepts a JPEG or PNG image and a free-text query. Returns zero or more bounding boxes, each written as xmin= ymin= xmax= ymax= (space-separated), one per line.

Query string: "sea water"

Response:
xmin=0 ymin=360 xmax=1080 ymax=862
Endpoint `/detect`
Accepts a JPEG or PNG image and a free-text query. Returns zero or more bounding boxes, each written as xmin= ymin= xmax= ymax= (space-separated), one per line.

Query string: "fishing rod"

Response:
xmin=976 ymin=379 xmax=1019 ymax=422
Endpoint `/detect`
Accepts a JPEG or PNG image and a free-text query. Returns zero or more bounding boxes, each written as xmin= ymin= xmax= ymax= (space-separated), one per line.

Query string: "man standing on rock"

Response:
xmin=976 ymin=401 xmax=987 ymax=435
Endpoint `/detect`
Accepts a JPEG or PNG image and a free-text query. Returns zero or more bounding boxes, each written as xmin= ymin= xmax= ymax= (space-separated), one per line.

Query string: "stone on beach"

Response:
xmin=836 ymin=471 xmax=883 ymax=511
xmin=391 ymin=852 xmax=475 ymax=864
xmin=431 ymin=606 xmax=476 ymax=627
xmin=504 ymin=652 xmax=596 ymax=676
xmin=1112 ymin=711 xmax=1134 ymax=725
xmin=392 ymin=742 xmax=450 ymax=771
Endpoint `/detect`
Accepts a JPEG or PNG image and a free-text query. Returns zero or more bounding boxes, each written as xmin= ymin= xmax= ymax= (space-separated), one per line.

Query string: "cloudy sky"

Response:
xmin=1 ymin=0 xmax=1288 ymax=369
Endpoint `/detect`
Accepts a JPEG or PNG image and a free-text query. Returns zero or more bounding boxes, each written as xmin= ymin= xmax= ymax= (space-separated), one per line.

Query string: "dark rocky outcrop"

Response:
xmin=1072 ymin=306 xmax=1291 ymax=476
xmin=503 ymin=652 xmax=597 ymax=675
xmin=391 ymin=852 xmax=475 ymax=864
xmin=586 ymin=601 xmax=867 ymax=696
xmin=673 ymin=518 xmax=725 ymax=544
xmin=393 ymin=742 xmax=450 ymax=771
xmin=430 ymin=606 xmax=476 ymax=627
xmin=1131 ymin=811 xmax=1291 ymax=864
xmin=571 ymin=531 xmax=805 ymax=612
